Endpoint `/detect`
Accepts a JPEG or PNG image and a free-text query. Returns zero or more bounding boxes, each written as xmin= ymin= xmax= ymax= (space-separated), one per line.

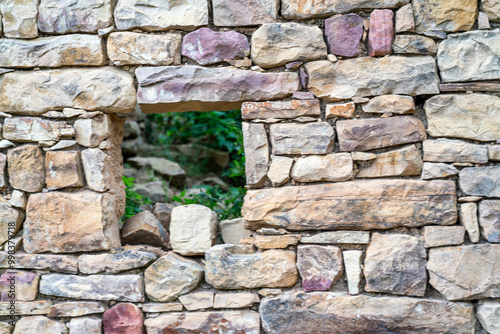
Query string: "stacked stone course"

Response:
xmin=0 ymin=0 xmax=499 ymax=333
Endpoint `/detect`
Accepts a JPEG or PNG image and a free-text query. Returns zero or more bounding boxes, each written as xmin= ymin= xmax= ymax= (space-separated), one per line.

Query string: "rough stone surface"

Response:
xmin=170 ymin=204 xmax=217 ymax=255
xmin=0 ymin=68 xmax=136 ymax=115
xmin=213 ymin=0 xmax=278 ymax=26
xmin=291 ymin=153 xmax=354 ymax=182
xmin=3 ymin=117 xmax=74 ymax=143
xmin=74 ymin=114 xmax=111 ymax=148
xmin=459 ymin=167 xmax=500 ymax=198
xmin=479 ymin=200 xmax=500 ymax=243
xmin=364 ymin=233 xmax=427 ymax=296
xmin=220 ymin=218 xmax=252 ymax=245
xmin=182 ymin=28 xmax=249 ymax=66
xmin=178 ymin=291 xmax=214 ymax=311
xmin=423 ymin=139 xmax=488 ymax=163
xmin=81 ymin=148 xmax=110 ymax=192
xmin=251 ymin=23 xmax=327 ymax=69
xmin=45 ymin=151 xmax=84 ymax=190
xmin=301 ymin=231 xmax=370 ymax=244
xmin=325 ymin=102 xmax=355 ymax=118
xmin=483 ymin=0 xmax=500 ymax=21
xmin=413 ymin=0 xmax=477 ymax=33
xmin=213 ymin=293 xmax=259 ymax=309
xmin=437 ymin=30 xmax=500 ymax=82
xmin=459 ymin=203 xmax=480 ymax=243
xmin=423 ymin=226 xmax=465 ymax=248
xmin=48 ymin=301 xmax=107 ymax=317
xmin=357 ymin=145 xmax=423 ymax=178
xmin=24 ymin=191 xmax=121 ymax=253
xmin=128 ymin=156 xmax=186 ymax=185
xmin=343 ymin=250 xmax=363 ymax=295
xmin=12 ymin=316 xmax=67 ymax=334
xmin=145 ymin=252 xmax=204 ymax=302
xmin=393 ymin=35 xmax=437 ymax=55
xmin=78 ymin=250 xmax=156 ymax=274
xmin=489 ymin=145 xmax=500 ymax=161
xmin=337 ymin=116 xmax=426 ymax=152
xmin=254 ymin=235 xmax=301 ymax=249
xmin=0 ymin=301 xmax=53 ymax=316
xmin=362 ymin=95 xmax=415 ymax=114
xmin=305 ymin=56 xmax=439 ymax=101
xmin=121 ymin=210 xmax=170 ymax=249
xmin=395 ymin=4 xmax=415 ymax=32
xmin=0 ymin=0 xmax=38 ymax=38
xmin=7 ymin=145 xmax=45 ymax=193
xmin=0 ymin=203 xmax=24 ymax=246
xmin=103 ymin=303 xmax=143 ymax=334
xmin=140 ymin=303 xmax=183 ymax=313
xmin=136 ymin=66 xmax=299 ymax=113
xmin=270 ymin=122 xmax=334 ymax=155
xmin=145 ymin=311 xmax=260 ymax=334
xmin=421 ymin=162 xmax=459 ymax=180
xmin=427 ymin=244 xmax=500 ymax=300
xmin=267 ymin=156 xmax=293 ymax=187
xmin=260 ymin=292 xmax=476 ymax=333
xmin=477 ymin=301 xmax=500 ymax=334
xmin=0 ymin=154 xmax=6 ymax=190
xmin=68 ymin=316 xmax=102 ymax=334
xmin=297 ymin=245 xmax=343 ymax=292
xmin=368 ymin=10 xmax=394 ymax=57
xmin=0 ymin=252 xmax=78 ymax=273
xmin=40 ymin=274 xmax=144 ymax=302
xmin=242 ymin=100 xmax=320 ymax=120
xmin=205 ymin=245 xmax=298 ymax=289
xmin=243 ymin=123 xmax=269 ymax=187
xmin=114 ymin=0 xmax=208 ymax=31
xmin=38 ymin=0 xmax=113 ymax=33
xmin=108 ymin=32 xmax=182 ymax=66
xmin=0 ymin=270 xmax=39 ymax=301
xmin=243 ymin=179 xmax=457 ymax=230
xmin=324 ymin=14 xmax=364 ymax=57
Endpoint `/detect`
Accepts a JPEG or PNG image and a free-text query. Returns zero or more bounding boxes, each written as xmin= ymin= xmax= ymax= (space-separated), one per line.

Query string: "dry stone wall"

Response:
xmin=0 ymin=0 xmax=499 ymax=333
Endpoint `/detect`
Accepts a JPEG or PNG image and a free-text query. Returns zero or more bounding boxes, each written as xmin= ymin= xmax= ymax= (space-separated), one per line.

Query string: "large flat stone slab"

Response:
xmin=305 ymin=56 xmax=439 ymax=101
xmin=136 ymin=66 xmax=299 ymax=113
xmin=260 ymin=291 xmax=476 ymax=333
xmin=0 ymin=68 xmax=136 ymax=115
xmin=0 ymin=252 xmax=78 ymax=274
xmin=243 ymin=179 xmax=457 ymax=231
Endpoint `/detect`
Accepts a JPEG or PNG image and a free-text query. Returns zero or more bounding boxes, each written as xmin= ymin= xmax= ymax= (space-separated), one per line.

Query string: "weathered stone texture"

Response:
xmin=361 ymin=95 xmax=415 ymax=114
xmin=413 ymin=0 xmax=477 ymax=33
xmin=291 ymin=153 xmax=354 ymax=182
xmin=0 ymin=68 xmax=136 ymax=115
xmin=423 ymin=226 xmax=465 ymax=248
xmin=81 ymin=148 xmax=110 ymax=192
xmin=427 ymin=244 xmax=500 ymax=300
xmin=7 ymin=145 xmax=45 ymax=193
xmin=213 ymin=293 xmax=259 ymax=309
xmin=0 ymin=252 xmax=78 ymax=273
xmin=219 ymin=218 xmax=252 ymax=245
xmin=423 ymin=139 xmax=488 ymax=163
xmin=483 ymin=0 xmax=500 ymax=21
xmin=78 ymin=250 xmax=156 ymax=274
xmin=254 ymin=235 xmax=301 ymax=250
xmin=213 ymin=0 xmax=278 ymax=26
xmin=325 ymin=102 xmax=355 ymax=118
xmin=179 ymin=291 xmax=214 ymax=311
xmin=460 ymin=202 xmax=480 ymax=243
xmin=0 ymin=270 xmax=39 ymax=301
xmin=368 ymin=10 xmax=394 ymax=57
xmin=242 ymin=100 xmax=320 ymax=120
xmin=269 ymin=122 xmax=334 ymax=155
xmin=301 ymin=231 xmax=370 ymax=244
xmin=0 ymin=203 xmax=24 ymax=246
xmin=395 ymin=4 xmax=415 ymax=32
xmin=48 ymin=301 xmax=107 ymax=317
xmin=205 ymin=245 xmax=298 ymax=289
xmin=305 ymin=57 xmax=439 ymax=101
xmin=459 ymin=167 xmax=500 ymax=197
xmin=325 ymin=14 xmax=363 ymax=57
xmin=121 ymin=210 xmax=170 ymax=249
xmin=421 ymin=162 xmax=459 ymax=180
xmin=297 ymin=245 xmax=343 ymax=292
xmin=69 ymin=316 xmax=101 ymax=334
xmin=251 ymin=23 xmax=327 ymax=69
xmin=393 ymin=35 xmax=437 ymax=54
xmin=24 ymin=191 xmax=121 ymax=253
xmin=108 ymin=32 xmax=182 ymax=66
xmin=3 ymin=117 xmax=74 ymax=143
xmin=45 ymin=151 xmax=84 ymax=190
xmin=136 ymin=66 xmax=299 ymax=113
xmin=12 ymin=316 xmax=67 ymax=334
xmin=0 ymin=301 xmax=53 ymax=316
xmin=479 ymin=200 xmax=500 ymax=243
xmin=343 ymin=250 xmax=363 ymax=295
xmin=425 ymin=94 xmax=500 ymax=141
xmin=103 ymin=303 xmax=143 ymax=334
xmin=0 ymin=0 xmax=38 ymax=38
xmin=0 ymin=154 xmax=5 ymax=190
xmin=477 ymin=301 xmax=500 ymax=334
xmin=243 ymin=180 xmax=457 ymax=230
xmin=357 ymin=145 xmax=423 ymax=178
xmin=243 ymin=123 xmax=269 ymax=187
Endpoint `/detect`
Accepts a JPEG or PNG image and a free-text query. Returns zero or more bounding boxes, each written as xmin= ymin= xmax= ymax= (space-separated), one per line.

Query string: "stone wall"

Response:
xmin=0 ymin=0 xmax=499 ymax=333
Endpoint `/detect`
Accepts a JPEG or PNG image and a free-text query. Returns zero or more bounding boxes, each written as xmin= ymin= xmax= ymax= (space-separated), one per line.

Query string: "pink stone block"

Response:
xmin=103 ymin=303 xmax=144 ymax=334
xmin=368 ymin=9 xmax=394 ymax=57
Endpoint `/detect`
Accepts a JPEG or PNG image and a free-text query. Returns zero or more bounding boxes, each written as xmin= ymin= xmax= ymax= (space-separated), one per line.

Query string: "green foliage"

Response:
xmin=123 ymin=176 xmax=152 ymax=221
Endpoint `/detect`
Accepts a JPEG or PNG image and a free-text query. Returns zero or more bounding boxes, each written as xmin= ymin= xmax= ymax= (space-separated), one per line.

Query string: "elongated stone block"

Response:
xmin=423 ymin=139 xmax=488 ymax=163
xmin=243 ymin=179 xmax=457 ymax=231
xmin=368 ymin=9 xmax=394 ymax=57
xmin=242 ymin=100 xmax=320 ymax=120
xmin=0 ymin=252 xmax=78 ymax=274
xmin=270 ymin=122 xmax=334 ymax=155
xmin=136 ymin=66 xmax=299 ymax=113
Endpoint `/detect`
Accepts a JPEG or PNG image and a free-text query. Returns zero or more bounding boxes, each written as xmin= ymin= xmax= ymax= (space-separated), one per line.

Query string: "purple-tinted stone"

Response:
xmin=293 ymin=91 xmax=315 ymax=100
xmin=368 ymin=9 xmax=394 ymax=57
xmin=103 ymin=303 xmax=144 ymax=334
xmin=0 ymin=270 xmax=39 ymax=301
xmin=182 ymin=28 xmax=250 ymax=65
xmin=325 ymin=14 xmax=364 ymax=57
xmin=297 ymin=245 xmax=343 ymax=292
xmin=299 ymin=67 xmax=309 ymax=88
xmin=286 ymin=61 xmax=303 ymax=70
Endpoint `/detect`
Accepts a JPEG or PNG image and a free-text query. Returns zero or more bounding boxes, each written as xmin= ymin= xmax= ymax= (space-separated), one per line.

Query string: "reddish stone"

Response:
xmin=182 ymin=28 xmax=250 ymax=65
xmin=103 ymin=303 xmax=144 ymax=334
xmin=368 ymin=9 xmax=394 ymax=57
xmin=325 ymin=14 xmax=364 ymax=57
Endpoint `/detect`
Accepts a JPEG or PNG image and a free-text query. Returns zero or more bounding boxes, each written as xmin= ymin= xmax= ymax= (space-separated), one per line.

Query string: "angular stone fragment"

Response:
xmin=0 ymin=301 xmax=52 ymax=316
xmin=459 ymin=203 xmax=480 ymax=243
xmin=40 ymin=274 xmax=144 ymax=302
xmin=0 ymin=0 xmax=38 ymax=38
xmin=489 ymin=145 xmax=500 ymax=161
xmin=242 ymin=100 xmax=320 ymax=120
xmin=270 ymin=122 xmax=334 ymax=155
xmin=438 ymin=30 xmax=500 ymax=82
xmin=48 ymin=302 xmax=107 ymax=317
xmin=7 ymin=145 xmax=45 ymax=193
xmin=395 ymin=4 xmax=415 ymax=32
xmin=205 ymin=245 xmax=298 ymax=289
xmin=74 ymin=114 xmax=110 ymax=148
xmin=483 ymin=0 xmax=500 ymax=21
xmin=325 ymin=102 xmax=355 ymax=118
xmin=479 ymin=200 xmax=500 ymax=243
xmin=260 ymin=291 xmax=476 ymax=333
xmin=423 ymin=139 xmax=488 ymax=164
xmin=136 ymin=66 xmax=299 ymax=113
xmin=213 ymin=293 xmax=259 ymax=309
xmin=362 ymin=95 xmax=415 ymax=114
xmin=423 ymin=226 xmax=465 ymax=248
xmin=121 ymin=211 xmax=169 ymax=249
xmin=12 ymin=316 xmax=67 ymax=334
xmin=108 ymin=32 xmax=182 ymax=66
xmin=337 ymin=116 xmax=426 ymax=152
xmin=0 ymin=68 xmax=136 ymax=115
xmin=103 ymin=303 xmax=143 ymax=334
xmin=81 ymin=148 xmax=109 ymax=192
xmin=428 ymin=244 xmax=500 ymax=300
xmin=267 ymin=156 xmax=293 ymax=187
xmin=305 ymin=56 xmax=439 ymax=101
xmin=213 ymin=0 xmax=278 ymax=26
xmin=477 ymin=301 xmax=500 ymax=334
xmin=0 ymin=252 xmax=78 ymax=273
xmin=281 ymin=0 xmax=409 ymax=19
xmin=459 ymin=167 xmax=500 ymax=197
xmin=78 ymin=250 xmax=156 ymax=274
xmin=179 ymin=291 xmax=214 ymax=311
xmin=364 ymin=233 xmax=426 ymax=296
xmin=145 ymin=252 xmax=204 ymax=302
xmin=297 ymin=245 xmax=343 ymax=292
xmin=128 ymin=156 xmax=186 ymax=185
xmin=421 ymin=162 xmax=459 ymax=180
xmin=140 ymin=303 xmax=183 ymax=313
xmin=220 ymin=218 xmax=252 ymax=245
xmin=254 ymin=235 xmax=301 ymax=249
xmin=357 ymin=145 xmax=422 ymax=178
xmin=343 ymin=250 xmax=362 ymax=295
xmin=413 ymin=0 xmax=477 ymax=33
xmin=301 ymin=231 xmax=370 ymax=244
xmin=0 ymin=270 xmax=39 ymax=301
xmin=242 ymin=123 xmax=269 ymax=187
xmin=0 ymin=35 xmax=105 ymax=68
xmin=0 ymin=203 xmax=24 ymax=246
xmin=0 ymin=154 xmax=6 ymax=190
xmin=182 ymin=28 xmax=249 ymax=65
xmin=291 ymin=153 xmax=354 ymax=182
xmin=24 ymin=191 xmax=121 ymax=253
xmin=69 ymin=316 xmax=101 ymax=334
xmin=243 ymin=179 xmax=457 ymax=230
xmin=152 ymin=203 xmax=177 ymax=231
xmin=114 ymin=0 xmax=208 ymax=31
xmin=368 ymin=10 xmax=394 ymax=57
xmin=393 ymin=35 xmax=437 ymax=55
xmin=170 ymin=205 xmax=217 ymax=255
xmin=325 ymin=14 xmax=364 ymax=57
xmin=145 ymin=311 xmax=260 ymax=333
xmin=251 ymin=23 xmax=327 ymax=69
xmin=3 ymin=117 xmax=74 ymax=143
xmin=0 ymin=322 xmax=12 ymax=334
xmin=45 ymin=151 xmax=84 ymax=190
xmin=38 ymin=0 xmax=112 ymax=34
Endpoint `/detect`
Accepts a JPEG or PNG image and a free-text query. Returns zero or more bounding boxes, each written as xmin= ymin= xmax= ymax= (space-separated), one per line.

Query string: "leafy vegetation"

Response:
xmin=123 ymin=176 xmax=152 ymax=221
